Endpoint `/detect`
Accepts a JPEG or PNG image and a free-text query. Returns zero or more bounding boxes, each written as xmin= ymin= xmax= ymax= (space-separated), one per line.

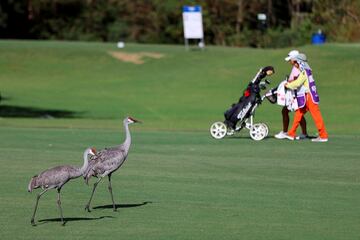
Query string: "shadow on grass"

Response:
xmin=223 ymin=135 xmax=261 ymax=140
xmin=0 ymin=105 xmax=80 ymax=118
xmin=37 ymin=216 xmax=114 ymax=226
xmin=93 ymin=201 xmax=152 ymax=210
xmin=224 ymin=135 xmax=317 ymax=141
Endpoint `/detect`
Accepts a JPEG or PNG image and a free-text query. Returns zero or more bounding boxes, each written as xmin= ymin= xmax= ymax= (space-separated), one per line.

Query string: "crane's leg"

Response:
xmin=56 ymin=188 xmax=65 ymax=226
xmin=30 ymin=189 xmax=48 ymax=226
xmin=108 ymin=174 xmax=117 ymax=211
xmin=84 ymin=177 xmax=102 ymax=212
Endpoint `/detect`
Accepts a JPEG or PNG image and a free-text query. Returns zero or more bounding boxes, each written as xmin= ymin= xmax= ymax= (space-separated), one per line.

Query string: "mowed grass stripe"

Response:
xmin=0 ymin=40 xmax=359 ymax=239
xmin=0 ymin=127 xmax=359 ymax=239
xmin=1 ymin=40 xmax=360 ymax=133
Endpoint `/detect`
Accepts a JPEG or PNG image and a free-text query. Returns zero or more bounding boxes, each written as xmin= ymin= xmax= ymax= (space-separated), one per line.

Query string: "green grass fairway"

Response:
xmin=1 ymin=40 xmax=360 ymax=133
xmin=0 ymin=40 xmax=360 ymax=239
xmin=0 ymin=127 xmax=359 ymax=240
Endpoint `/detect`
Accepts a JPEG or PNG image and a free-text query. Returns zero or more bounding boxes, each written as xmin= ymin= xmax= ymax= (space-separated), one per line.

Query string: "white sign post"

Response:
xmin=182 ymin=5 xmax=204 ymax=50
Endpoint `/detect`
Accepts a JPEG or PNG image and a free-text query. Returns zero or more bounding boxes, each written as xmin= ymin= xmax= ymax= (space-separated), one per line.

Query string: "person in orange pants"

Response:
xmin=285 ymin=53 xmax=328 ymax=142
xmin=275 ymin=49 xmax=308 ymax=140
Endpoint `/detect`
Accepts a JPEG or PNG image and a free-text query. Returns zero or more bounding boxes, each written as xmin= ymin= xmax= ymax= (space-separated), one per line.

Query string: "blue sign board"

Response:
xmin=183 ymin=6 xmax=202 ymax=12
xmin=182 ymin=5 xmax=204 ymax=39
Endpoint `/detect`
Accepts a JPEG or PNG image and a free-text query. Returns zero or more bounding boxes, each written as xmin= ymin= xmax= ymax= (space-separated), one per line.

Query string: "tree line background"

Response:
xmin=1 ymin=0 xmax=359 ymax=48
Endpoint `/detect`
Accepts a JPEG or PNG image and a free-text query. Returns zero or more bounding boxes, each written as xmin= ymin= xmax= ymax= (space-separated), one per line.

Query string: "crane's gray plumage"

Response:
xmin=83 ymin=116 xmax=140 ymax=212
xmin=28 ymin=147 xmax=96 ymax=226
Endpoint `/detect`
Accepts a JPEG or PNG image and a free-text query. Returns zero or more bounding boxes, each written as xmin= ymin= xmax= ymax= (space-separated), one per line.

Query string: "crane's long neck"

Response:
xmin=72 ymin=149 xmax=90 ymax=178
xmin=80 ymin=149 xmax=90 ymax=174
xmin=123 ymin=120 xmax=131 ymax=153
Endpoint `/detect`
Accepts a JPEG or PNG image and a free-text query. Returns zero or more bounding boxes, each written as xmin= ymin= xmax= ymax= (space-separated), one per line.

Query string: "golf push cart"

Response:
xmin=210 ymin=66 xmax=275 ymax=141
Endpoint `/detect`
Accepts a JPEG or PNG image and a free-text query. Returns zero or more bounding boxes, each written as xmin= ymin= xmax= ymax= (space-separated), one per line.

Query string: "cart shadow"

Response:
xmin=224 ymin=135 xmax=273 ymax=140
xmin=37 ymin=216 xmax=114 ymax=226
xmin=92 ymin=201 xmax=152 ymax=210
xmin=224 ymin=135 xmax=260 ymax=139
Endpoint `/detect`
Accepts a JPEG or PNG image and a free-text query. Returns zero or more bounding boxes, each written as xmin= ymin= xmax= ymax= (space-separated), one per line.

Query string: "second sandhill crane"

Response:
xmin=28 ymin=147 xmax=96 ymax=226
xmin=83 ymin=116 xmax=140 ymax=212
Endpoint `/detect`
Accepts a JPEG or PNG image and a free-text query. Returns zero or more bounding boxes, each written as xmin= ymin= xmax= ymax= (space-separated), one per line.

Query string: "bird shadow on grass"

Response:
xmin=0 ymin=104 xmax=82 ymax=118
xmin=37 ymin=216 xmax=114 ymax=226
xmin=93 ymin=201 xmax=152 ymax=210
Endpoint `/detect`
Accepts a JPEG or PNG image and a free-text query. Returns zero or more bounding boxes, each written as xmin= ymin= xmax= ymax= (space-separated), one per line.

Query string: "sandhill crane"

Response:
xmin=28 ymin=147 xmax=96 ymax=226
xmin=83 ymin=116 xmax=140 ymax=212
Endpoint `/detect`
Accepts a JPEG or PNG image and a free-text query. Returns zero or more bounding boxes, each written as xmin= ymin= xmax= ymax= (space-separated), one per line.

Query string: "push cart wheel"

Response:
xmin=210 ymin=122 xmax=227 ymax=139
xmin=249 ymin=123 xmax=268 ymax=141
xmin=259 ymin=123 xmax=269 ymax=137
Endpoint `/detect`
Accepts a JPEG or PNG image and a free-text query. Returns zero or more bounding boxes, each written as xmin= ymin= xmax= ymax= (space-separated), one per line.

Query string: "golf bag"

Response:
xmin=224 ymin=66 xmax=274 ymax=130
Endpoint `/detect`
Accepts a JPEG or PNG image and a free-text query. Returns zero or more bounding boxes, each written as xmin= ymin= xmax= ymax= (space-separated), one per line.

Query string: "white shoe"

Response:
xmin=285 ymin=134 xmax=295 ymax=141
xmin=275 ymin=131 xmax=287 ymax=139
xmin=311 ymin=137 xmax=328 ymax=142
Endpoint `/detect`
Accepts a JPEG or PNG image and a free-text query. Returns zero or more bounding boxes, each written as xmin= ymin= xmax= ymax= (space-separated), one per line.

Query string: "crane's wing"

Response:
xmin=84 ymin=147 xmax=126 ymax=184
xmin=29 ymin=165 xmax=76 ymax=191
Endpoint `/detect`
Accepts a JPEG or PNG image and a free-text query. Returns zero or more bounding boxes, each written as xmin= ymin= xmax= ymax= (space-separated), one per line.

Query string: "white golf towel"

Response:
xmin=276 ymin=80 xmax=299 ymax=111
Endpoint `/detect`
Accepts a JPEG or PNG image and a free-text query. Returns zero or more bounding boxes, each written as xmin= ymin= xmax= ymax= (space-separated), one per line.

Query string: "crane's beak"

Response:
xmin=133 ymin=118 xmax=142 ymax=123
xmin=129 ymin=117 xmax=142 ymax=123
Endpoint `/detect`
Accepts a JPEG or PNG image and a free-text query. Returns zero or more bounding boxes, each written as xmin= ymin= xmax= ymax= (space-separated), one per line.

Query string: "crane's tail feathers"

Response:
xmin=83 ymin=173 xmax=89 ymax=185
xmin=28 ymin=175 xmax=38 ymax=192
xmin=84 ymin=170 xmax=94 ymax=185
xmin=83 ymin=167 xmax=91 ymax=185
xmin=83 ymin=176 xmax=89 ymax=185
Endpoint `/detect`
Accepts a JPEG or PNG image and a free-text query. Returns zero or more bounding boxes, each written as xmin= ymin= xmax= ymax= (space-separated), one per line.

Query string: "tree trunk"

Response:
xmin=267 ymin=0 xmax=273 ymax=27
xmin=236 ymin=0 xmax=244 ymax=33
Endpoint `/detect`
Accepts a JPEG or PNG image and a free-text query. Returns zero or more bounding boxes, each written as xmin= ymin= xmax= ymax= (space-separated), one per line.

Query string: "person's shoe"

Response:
xmin=275 ymin=131 xmax=288 ymax=139
xmin=311 ymin=137 xmax=328 ymax=142
xmin=285 ymin=134 xmax=295 ymax=141
xmin=298 ymin=133 xmax=309 ymax=139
